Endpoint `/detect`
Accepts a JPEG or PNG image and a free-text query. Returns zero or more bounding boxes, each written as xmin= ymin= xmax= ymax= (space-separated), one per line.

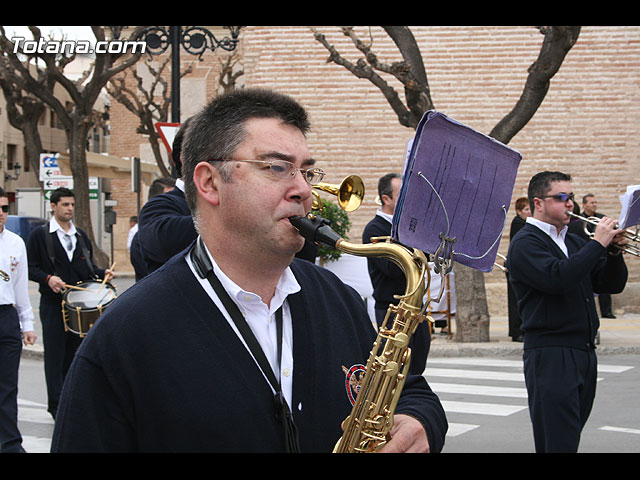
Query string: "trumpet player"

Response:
xmin=506 ymin=171 xmax=628 ymax=453
xmin=51 ymin=88 xmax=448 ymax=453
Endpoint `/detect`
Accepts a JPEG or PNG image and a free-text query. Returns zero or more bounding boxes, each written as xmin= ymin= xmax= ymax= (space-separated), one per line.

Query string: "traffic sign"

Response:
xmin=155 ymin=122 xmax=181 ymax=156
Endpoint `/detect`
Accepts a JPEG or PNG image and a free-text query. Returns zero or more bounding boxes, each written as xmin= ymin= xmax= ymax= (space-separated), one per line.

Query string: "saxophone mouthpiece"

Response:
xmin=289 ymin=214 xmax=342 ymax=248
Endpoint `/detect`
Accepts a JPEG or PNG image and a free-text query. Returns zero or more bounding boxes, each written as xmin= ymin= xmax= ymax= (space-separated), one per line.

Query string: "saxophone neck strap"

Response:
xmin=190 ymin=238 xmax=301 ymax=453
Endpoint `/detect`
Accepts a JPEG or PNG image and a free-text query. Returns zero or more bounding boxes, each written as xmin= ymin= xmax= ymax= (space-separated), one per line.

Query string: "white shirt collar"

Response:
xmin=49 ymin=216 xmax=77 ymax=236
xmin=175 ymin=178 xmax=185 ymax=192
xmin=199 ymin=239 xmax=301 ymax=314
xmin=376 ymin=209 xmax=394 ymax=224
xmin=526 ymin=216 xmax=569 ymax=256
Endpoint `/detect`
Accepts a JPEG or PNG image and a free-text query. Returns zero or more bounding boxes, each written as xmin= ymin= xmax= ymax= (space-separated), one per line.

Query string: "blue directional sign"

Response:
xmin=42 ymin=155 xmax=58 ymax=168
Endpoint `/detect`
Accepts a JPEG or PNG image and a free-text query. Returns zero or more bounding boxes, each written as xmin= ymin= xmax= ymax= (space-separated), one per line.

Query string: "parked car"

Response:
xmin=5 ymin=215 xmax=48 ymax=244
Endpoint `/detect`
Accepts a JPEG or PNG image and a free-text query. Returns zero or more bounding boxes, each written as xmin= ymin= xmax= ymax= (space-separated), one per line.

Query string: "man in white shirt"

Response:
xmin=0 ymin=188 xmax=37 ymax=453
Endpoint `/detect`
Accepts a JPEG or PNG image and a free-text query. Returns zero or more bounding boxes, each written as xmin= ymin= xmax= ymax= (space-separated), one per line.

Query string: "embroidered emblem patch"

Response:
xmin=10 ymin=256 xmax=19 ymax=272
xmin=341 ymin=364 xmax=366 ymax=405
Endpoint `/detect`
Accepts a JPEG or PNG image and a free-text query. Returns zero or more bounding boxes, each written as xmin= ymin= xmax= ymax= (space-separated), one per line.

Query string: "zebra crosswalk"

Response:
xmin=16 ymin=356 xmax=635 ymax=452
xmin=424 ymin=356 xmax=635 ymax=439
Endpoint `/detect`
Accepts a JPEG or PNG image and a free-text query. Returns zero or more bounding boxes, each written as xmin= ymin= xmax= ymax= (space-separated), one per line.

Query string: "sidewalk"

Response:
xmin=429 ymin=314 xmax=640 ymax=357
xmin=21 ymin=308 xmax=640 ymax=360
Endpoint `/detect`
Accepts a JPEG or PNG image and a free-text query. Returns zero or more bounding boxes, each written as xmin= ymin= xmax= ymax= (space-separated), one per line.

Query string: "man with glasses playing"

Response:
xmin=52 ymin=88 xmax=447 ymax=453
xmin=506 ymin=171 xmax=628 ymax=452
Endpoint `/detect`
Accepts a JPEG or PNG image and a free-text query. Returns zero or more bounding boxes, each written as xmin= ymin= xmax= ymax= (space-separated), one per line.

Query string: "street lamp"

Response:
xmin=136 ymin=26 xmax=242 ymax=123
xmin=4 ymin=162 xmax=21 ymax=181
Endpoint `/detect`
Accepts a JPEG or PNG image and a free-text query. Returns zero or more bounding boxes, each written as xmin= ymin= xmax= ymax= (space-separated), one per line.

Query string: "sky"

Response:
xmin=3 ymin=26 xmax=95 ymax=41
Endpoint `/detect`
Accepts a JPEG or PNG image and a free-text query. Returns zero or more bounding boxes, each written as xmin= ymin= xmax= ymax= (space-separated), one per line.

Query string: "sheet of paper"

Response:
xmin=392 ymin=111 xmax=522 ymax=272
xmin=618 ymin=184 xmax=640 ymax=230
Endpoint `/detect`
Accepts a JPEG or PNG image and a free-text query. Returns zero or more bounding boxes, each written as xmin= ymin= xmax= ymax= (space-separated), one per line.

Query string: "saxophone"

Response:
xmin=289 ymin=213 xmax=432 ymax=453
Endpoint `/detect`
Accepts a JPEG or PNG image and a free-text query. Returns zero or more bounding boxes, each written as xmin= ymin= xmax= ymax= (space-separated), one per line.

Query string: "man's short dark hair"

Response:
xmin=0 ymin=187 xmax=7 ymax=199
xmin=378 ymin=173 xmax=400 ymax=205
xmin=527 ymin=171 xmax=572 ymax=212
xmin=148 ymin=177 xmax=176 ymax=198
xmin=582 ymin=193 xmax=595 ymax=205
xmin=50 ymin=187 xmax=75 ymax=205
xmin=182 ymin=88 xmax=311 ymax=213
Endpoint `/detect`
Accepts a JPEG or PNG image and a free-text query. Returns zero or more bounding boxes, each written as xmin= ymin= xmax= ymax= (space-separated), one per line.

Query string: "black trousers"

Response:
xmin=0 ymin=305 xmax=23 ymax=453
xmin=375 ymin=306 xmax=430 ymax=376
xmin=523 ymin=346 xmax=597 ymax=453
xmin=598 ymin=294 xmax=613 ymax=316
xmin=39 ymin=298 xmax=82 ymax=418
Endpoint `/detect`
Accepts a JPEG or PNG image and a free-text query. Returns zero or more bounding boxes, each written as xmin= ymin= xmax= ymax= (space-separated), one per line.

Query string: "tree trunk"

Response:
xmin=22 ymin=120 xmax=44 ymax=177
xmin=68 ymin=124 xmax=109 ymax=268
xmin=452 ymin=263 xmax=490 ymax=342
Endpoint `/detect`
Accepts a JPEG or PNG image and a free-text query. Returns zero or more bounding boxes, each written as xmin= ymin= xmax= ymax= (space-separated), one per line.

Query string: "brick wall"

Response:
xmin=108 ymin=26 xmax=640 ymax=312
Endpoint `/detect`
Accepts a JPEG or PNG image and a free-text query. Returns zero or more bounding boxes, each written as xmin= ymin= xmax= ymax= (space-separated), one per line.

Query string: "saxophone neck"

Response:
xmin=289 ymin=214 xmax=428 ymax=308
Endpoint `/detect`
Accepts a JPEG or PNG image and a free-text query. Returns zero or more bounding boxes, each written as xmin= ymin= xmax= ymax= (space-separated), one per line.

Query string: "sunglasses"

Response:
xmin=540 ymin=192 xmax=575 ymax=202
xmin=1 ymin=205 xmax=9 ymax=213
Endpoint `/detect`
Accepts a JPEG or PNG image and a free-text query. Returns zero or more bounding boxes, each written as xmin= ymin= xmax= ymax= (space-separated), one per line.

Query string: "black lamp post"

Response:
xmin=136 ymin=26 xmax=242 ymax=122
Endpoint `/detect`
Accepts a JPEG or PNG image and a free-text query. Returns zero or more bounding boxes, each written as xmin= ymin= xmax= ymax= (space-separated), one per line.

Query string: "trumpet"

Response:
xmin=312 ymin=175 xmax=365 ymax=212
xmin=567 ymin=211 xmax=640 ymax=257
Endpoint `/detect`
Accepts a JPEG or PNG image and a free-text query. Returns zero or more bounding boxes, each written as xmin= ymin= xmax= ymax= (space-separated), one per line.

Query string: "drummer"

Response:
xmin=26 ymin=187 xmax=113 ymax=420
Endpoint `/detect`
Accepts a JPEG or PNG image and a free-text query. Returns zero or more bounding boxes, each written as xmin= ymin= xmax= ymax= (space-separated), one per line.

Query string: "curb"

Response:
xmin=21 ymin=342 xmax=640 ymax=361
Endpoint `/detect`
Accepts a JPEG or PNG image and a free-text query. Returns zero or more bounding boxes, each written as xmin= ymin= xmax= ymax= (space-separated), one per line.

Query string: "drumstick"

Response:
xmin=64 ymin=284 xmax=92 ymax=292
xmin=98 ymin=262 xmax=116 ymax=292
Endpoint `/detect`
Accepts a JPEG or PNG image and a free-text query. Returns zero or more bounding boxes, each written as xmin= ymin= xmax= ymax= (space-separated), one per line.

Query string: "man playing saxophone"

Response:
xmin=51 ymin=88 xmax=448 ymax=453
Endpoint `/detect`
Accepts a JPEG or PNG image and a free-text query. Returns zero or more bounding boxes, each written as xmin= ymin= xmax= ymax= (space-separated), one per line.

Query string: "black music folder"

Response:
xmin=392 ymin=111 xmax=522 ymax=272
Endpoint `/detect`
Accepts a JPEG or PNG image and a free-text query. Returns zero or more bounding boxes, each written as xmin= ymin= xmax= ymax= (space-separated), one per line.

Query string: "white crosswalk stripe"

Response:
xmin=424 ymin=357 xmax=635 ymax=438
xmin=17 ymin=399 xmax=53 ymax=453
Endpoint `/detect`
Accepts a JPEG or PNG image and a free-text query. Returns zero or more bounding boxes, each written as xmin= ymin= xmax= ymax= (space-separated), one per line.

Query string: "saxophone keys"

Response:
xmin=383 ymin=361 xmax=399 ymax=376
xmin=392 ymin=332 xmax=409 ymax=348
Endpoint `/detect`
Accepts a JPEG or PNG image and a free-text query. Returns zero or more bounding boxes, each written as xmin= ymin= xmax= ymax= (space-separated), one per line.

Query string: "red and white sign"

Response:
xmin=155 ymin=122 xmax=181 ymax=156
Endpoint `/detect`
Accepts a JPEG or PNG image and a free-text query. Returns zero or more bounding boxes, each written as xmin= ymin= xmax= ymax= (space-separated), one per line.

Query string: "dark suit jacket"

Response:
xmin=137 ymin=187 xmax=197 ymax=275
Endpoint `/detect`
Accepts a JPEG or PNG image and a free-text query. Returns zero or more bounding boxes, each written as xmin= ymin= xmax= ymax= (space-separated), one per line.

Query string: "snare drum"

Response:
xmin=62 ymin=281 xmax=117 ymax=337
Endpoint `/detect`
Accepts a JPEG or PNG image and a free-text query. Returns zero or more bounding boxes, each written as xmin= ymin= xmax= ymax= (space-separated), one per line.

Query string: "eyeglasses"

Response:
xmin=541 ymin=192 xmax=575 ymax=202
xmin=0 ymin=205 xmax=9 ymax=213
xmin=210 ymin=159 xmax=325 ymax=186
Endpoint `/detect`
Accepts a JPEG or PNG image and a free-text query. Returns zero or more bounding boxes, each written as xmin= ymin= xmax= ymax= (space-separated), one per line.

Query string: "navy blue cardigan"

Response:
xmin=506 ymin=223 xmax=627 ymax=350
xmin=51 ymin=247 xmax=448 ymax=453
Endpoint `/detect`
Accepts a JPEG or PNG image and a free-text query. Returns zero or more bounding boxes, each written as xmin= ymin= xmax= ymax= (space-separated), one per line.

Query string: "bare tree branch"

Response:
xmin=311 ymin=27 xmax=414 ymax=128
xmin=107 ymin=57 xmax=193 ymax=178
xmin=489 ymin=26 xmax=581 ymax=144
